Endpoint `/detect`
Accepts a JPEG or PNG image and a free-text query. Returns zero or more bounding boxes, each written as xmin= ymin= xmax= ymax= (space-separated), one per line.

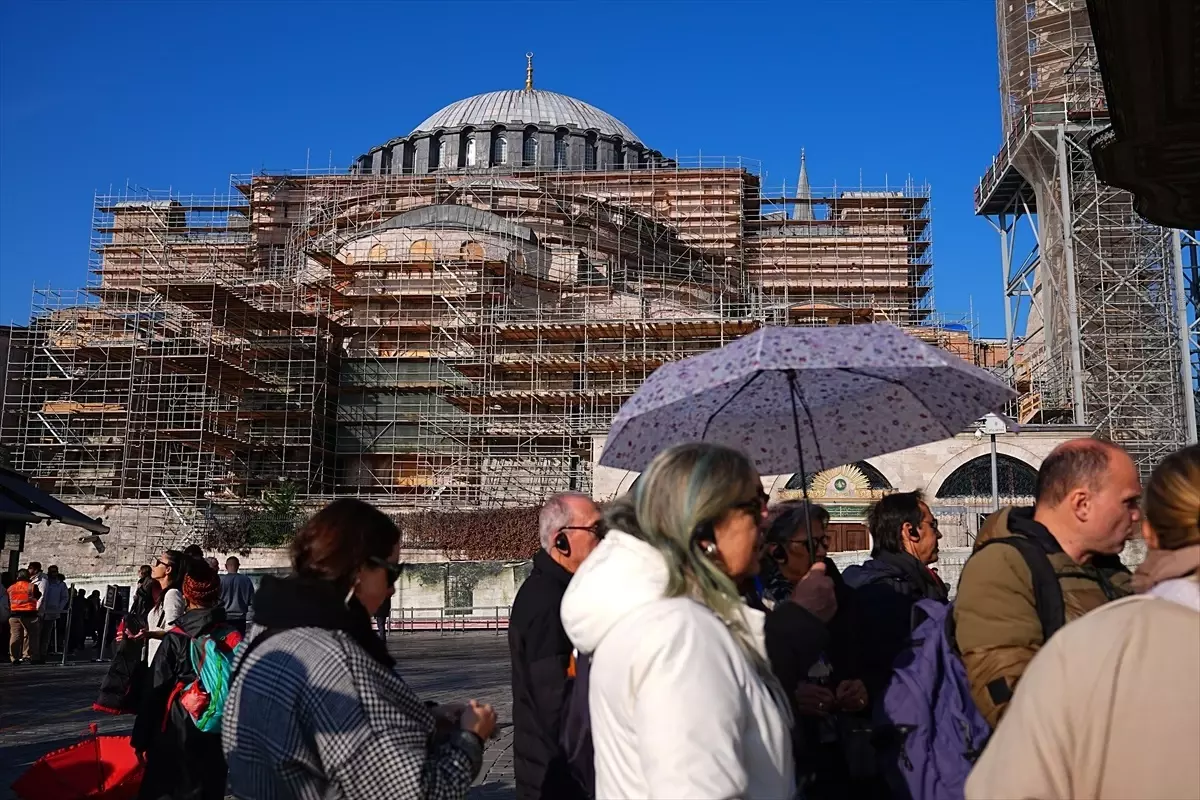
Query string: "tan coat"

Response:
xmin=954 ymin=507 xmax=1132 ymax=727
xmin=966 ymin=579 xmax=1200 ymax=800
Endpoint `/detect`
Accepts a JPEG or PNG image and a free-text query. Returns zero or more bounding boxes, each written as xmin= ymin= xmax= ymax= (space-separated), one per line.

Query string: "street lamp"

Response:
xmin=980 ymin=413 xmax=1012 ymax=512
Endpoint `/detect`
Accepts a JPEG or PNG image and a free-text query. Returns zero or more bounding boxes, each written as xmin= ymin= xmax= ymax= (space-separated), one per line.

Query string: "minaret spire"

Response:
xmin=793 ymin=148 xmax=813 ymax=221
xmin=524 ymin=52 xmax=534 ymax=92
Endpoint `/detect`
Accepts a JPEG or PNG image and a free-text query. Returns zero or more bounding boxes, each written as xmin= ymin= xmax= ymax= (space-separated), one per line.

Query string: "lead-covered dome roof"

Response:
xmin=412 ymin=88 xmax=641 ymax=144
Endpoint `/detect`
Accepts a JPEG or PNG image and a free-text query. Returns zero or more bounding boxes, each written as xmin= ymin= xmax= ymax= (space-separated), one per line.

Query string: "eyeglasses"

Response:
xmin=559 ymin=521 xmax=607 ymax=539
xmin=788 ymin=535 xmax=830 ymax=550
xmin=733 ymin=489 xmax=770 ymax=520
xmin=368 ymin=556 xmax=403 ymax=584
xmin=153 ymin=558 xmax=169 ymax=569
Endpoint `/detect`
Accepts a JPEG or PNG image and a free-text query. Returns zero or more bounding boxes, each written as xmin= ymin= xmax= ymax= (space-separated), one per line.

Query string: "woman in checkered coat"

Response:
xmin=222 ymin=499 xmax=498 ymax=800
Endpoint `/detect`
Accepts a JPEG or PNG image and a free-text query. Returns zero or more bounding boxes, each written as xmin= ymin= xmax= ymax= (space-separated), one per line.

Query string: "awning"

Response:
xmin=0 ymin=468 xmax=110 ymax=535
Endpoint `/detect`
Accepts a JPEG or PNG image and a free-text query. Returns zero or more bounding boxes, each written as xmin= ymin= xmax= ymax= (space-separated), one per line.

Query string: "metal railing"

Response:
xmin=387 ymin=605 xmax=512 ymax=634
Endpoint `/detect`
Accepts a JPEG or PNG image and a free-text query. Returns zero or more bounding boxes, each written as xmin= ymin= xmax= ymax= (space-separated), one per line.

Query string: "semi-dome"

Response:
xmin=412 ymin=88 xmax=641 ymax=145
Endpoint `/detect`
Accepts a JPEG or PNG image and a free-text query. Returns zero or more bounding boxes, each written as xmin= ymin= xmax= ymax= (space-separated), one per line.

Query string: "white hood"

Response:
xmin=561 ymin=529 xmax=670 ymax=653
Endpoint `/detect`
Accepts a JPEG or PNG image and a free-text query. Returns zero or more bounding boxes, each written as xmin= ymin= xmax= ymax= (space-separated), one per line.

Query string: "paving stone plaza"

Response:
xmin=0 ymin=632 xmax=516 ymax=799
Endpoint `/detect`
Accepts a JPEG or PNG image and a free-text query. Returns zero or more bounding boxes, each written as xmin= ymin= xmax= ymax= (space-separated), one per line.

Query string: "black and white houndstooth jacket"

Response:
xmin=222 ymin=626 xmax=483 ymax=800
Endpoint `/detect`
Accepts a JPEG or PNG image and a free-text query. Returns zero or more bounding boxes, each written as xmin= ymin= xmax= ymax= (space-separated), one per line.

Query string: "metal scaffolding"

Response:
xmin=3 ymin=153 xmax=995 ymax=549
xmin=976 ymin=0 xmax=1193 ymax=470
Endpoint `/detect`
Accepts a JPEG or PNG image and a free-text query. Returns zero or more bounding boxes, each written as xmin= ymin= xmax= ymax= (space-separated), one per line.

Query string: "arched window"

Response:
xmin=409 ymin=239 xmax=433 ymax=259
xmin=554 ymin=131 xmax=568 ymax=169
xmin=492 ymin=130 xmax=508 ymax=166
xmin=367 ymin=243 xmax=388 ymax=262
xmin=380 ymin=149 xmax=393 ymax=175
xmin=612 ymin=139 xmax=624 ymax=170
xmin=431 ymin=135 xmax=445 ymax=171
xmin=584 ymin=133 xmax=598 ymax=170
xmin=523 ymin=128 xmax=539 ymax=166
xmin=785 ymin=461 xmax=894 ymax=491
xmin=465 ymin=136 xmax=477 ymax=167
xmin=460 ymin=241 xmax=485 ymax=261
xmin=935 ymin=454 xmax=1038 ymax=499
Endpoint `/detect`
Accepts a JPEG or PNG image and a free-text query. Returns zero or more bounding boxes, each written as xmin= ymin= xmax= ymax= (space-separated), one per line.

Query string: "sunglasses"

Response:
xmin=368 ymin=556 xmax=404 ymax=584
xmin=733 ymin=489 xmax=770 ymax=520
xmin=558 ymin=521 xmax=607 ymax=539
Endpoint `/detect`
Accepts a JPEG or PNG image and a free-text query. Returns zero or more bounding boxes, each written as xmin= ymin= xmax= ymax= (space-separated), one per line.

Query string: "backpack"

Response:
xmin=560 ymin=649 xmax=595 ymax=799
xmin=873 ymin=536 xmax=1065 ymax=800
xmin=171 ymin=624 xmax=243 ymax=733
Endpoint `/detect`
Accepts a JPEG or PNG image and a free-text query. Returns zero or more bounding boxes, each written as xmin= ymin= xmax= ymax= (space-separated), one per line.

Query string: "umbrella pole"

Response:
xmin=786 ymin=370 xmax=817 ymax=564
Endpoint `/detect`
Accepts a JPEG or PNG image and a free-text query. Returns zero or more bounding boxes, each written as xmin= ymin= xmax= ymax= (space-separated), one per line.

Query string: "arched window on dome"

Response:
xmin=935 ymin=454 xmax=1038 ymax=500
xmin=523 ymin=128 xmax=539 ymax=167
xmin=554 ymin=130 xmax=568 ymax=170
xmin=584 ymin=132 xmax=598 ymax=170
xmin=409 ymin=239 xmax=433 ymax=259
xmin=465 ymin=136 xmax=477 ymax=168
xmin=492 ymin=129 xmax=508 ymax=166
xmin=612 ymin=139 xmax=625 ymax=170
xmin=367 ymin=243 xmax=389 ymax=262
xmin=431 ymin=135 xmax=445 ymax=171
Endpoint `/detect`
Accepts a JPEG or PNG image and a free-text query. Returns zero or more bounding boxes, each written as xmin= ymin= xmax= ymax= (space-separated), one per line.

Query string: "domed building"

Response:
xmin=351 ymin=56 xmax=666 ymax=175
xmin=10 ymin=55 xmax=1055 ymax=579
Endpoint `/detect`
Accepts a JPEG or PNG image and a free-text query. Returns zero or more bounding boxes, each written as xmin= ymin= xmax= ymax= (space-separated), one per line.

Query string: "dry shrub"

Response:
xmin=397 ymin=506 xmax=540 ymax=560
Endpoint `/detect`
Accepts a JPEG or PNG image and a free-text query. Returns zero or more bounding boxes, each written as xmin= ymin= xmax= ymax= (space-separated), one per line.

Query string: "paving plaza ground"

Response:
xmin=0 ymin=632 xmax=516 ymax=799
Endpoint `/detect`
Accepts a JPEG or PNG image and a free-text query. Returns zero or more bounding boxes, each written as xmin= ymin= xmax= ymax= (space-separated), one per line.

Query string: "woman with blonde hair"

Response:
xmin=967 ymin=444 xmax=1200 ymax=800
xmin=561 ymin=442 xmax=816 ymax=799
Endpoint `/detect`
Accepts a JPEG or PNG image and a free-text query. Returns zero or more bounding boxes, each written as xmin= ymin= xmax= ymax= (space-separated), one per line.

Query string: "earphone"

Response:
xmin=692 ymin=521 xmax=717 ymax=558
xmin=554 ymin=531 xmax=571 ymax=558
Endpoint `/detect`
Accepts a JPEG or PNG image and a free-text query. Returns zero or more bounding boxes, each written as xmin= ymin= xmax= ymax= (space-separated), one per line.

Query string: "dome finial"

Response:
xmin=525 ymin=52 xmax=534 ymax=92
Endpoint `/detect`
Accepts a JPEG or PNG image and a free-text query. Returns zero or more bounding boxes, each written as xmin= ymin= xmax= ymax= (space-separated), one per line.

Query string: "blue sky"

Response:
xmin=0 ymin=0 xmax=1008 ymax=335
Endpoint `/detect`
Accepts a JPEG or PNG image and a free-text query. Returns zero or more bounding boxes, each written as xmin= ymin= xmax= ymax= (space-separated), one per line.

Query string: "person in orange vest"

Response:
xmin=7 ymin=568 xmax=42 ymax=665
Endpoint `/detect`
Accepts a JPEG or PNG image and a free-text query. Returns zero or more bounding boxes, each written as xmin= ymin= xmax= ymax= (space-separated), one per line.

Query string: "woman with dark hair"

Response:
xmin=132 ymin=561 xmax=236 ymax=799
xmin=758 ymin=502 xmax=877 ymax=799
xmin=145 ymin=550 xmax=187 ymax=665
xmin=222 ymin=498 xmax=496 ymax=799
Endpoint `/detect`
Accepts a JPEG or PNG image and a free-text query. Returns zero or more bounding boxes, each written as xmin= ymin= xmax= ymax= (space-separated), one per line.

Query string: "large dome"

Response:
xmin=412 ymin=89 xmax=641 ymax=145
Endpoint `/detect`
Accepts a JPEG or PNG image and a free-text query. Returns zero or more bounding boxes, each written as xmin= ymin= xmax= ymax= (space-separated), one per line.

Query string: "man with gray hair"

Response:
xmin=509 ymin=492 xmax=602 ymax=800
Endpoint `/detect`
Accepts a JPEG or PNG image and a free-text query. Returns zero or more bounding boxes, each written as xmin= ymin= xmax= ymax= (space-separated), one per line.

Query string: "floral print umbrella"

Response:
xmin=600 ymin=323 xmax=1016 ymax=476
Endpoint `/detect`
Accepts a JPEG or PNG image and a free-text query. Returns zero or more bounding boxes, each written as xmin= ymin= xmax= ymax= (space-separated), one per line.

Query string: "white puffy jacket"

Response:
xmin=560 ymin=530 xmax=795 ymax=800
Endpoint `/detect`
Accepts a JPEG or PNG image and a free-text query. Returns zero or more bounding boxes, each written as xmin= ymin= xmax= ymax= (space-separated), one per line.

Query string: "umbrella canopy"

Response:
xmin=600 ymin=324 xmax=1016 ymax=475
xmin=11 ymin=727 xmax=142 ymax=800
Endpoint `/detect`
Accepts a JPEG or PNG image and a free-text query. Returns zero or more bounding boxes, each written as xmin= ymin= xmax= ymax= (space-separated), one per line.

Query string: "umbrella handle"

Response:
xmin=786 ymin=370 xmax=817 ymax=564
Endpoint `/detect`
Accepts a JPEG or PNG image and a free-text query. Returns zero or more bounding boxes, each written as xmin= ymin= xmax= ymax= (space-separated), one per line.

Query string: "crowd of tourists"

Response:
xmin=6 ymin=437 xmax=1196 ymax=799
xmin=506 ymin=438 xmax=1198 ymax=800
xmin=2 ymin=561 xmax=111 ymax=664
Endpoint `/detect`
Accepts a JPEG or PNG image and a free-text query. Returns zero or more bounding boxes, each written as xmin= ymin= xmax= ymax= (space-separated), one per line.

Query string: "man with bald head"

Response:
xmin=509 ymin=492 xmax=602 ymax=800
xmin=955 ymin=438 xmax=1140 ymax=727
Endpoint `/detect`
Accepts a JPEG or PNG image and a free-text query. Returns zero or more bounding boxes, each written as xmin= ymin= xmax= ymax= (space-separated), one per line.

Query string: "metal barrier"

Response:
xmin=388 ymin=606 xmax=512 ymax=634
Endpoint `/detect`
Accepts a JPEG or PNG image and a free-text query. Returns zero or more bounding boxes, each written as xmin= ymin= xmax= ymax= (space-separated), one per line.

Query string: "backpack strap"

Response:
xmin=976 ymin=536 xmax=1067 ymax=641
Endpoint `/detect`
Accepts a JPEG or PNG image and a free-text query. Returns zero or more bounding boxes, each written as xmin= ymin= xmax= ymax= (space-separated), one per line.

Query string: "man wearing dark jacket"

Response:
xmin=509 ymin=492 xmax=603 ymax=800
xmin=842 ymin=490 xmax=947 ymax=698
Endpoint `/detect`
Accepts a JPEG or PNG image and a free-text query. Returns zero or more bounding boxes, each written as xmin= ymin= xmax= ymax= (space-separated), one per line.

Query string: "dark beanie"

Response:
xmin=183 ymin=561 xmax=221 ymax=608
